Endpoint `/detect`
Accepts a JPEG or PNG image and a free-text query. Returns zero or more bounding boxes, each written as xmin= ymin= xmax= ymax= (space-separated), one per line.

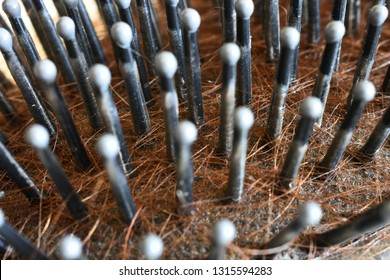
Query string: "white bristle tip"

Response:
xmin=111 ymin=22 xmax=133 ymax=49
xmin=325 ymin=21 xmax=345 ymax=43
xmin=89 ymin=64 xmax=112 ymax=90
xmin=141 ymin=234 xmax=164 ymax=260
xmin=298 ymin=201 xmax=323 ymax=227
xmin=57 ymin=235 xmax=83 ymax=260
xmin=34 ymin=59 xmax=57 ymax=84
xmin=0 ymin=209 xmax=5 ymax=227
xmin=0 ymin=28 xmax=13 ymax=52
xmin=2 ymin=0 xmax=22 ymax=18
xmin=280 ymin=27 xmax=300 ymax=49
xmin=155 ymin=51 xmax=178 ymax=78
xmin=235 ymin=0 xmax=254 ymax=19
xmin=114 ymin=0 xmax=131 ymax=9
xmin=62 ymin=0 xmax=79 ymax=9
xmin=56 ymin=17 xmax=76 ymax=41
xmin=181 ymin=8 xmax=201 ymax=32
xmin=300 ymin=97 xmax=323 ymax=119
xmin=25 ymin=124 xmax=50 ymax=149
xmin=353 ymin=81 xmax=376 ymax=102
xmin=369 ymin=4 xmax=388 ymax=26
xmin=96 ymin=134 xmax=120 ymax=159
xmin=235 ymin=107 xmax=254 ymax=130
xmin=220 ymin=43 xmax=241 ymax=65
xmin=213 ymin=219 xmax=236 ymax=246
xmin=175 ymin=121 xmax=198 ymax=144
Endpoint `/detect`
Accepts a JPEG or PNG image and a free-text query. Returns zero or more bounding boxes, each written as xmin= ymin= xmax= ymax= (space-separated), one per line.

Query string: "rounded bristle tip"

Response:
xmin=298 ymin=201 xmax=323 ymax=227
xmin=34 ymin=59 xmax=58 ymax=84
xmin=2 ymin=0 xmax=22 ymax=18
xmin=181 ymin=8 xmax=201 ymax=32
xmin=235 ymin=107 xmax=255 ymax=130
xmin=325 ymin=21 xmax=345 ymax=43
xmin=56 ymin=17 xmax=76 ymax=41
xmin=220 ymin=43 xmax=241 ymax=65
xmin=89 ymin=64 xmax=112 ymax=90
xmin=96 ymin=134 xmax=120 ymax=159
xmin=353 ymin=81 xmax=376 ymax=102
xmin=369 ymin=4 xmax=388 ymax=26
xmin=280 ymin=27 xmax=300 ymax=49
xmin=25 ymin=124 xmax=50 ymax=149
xmin=57 ymin=235 xmax=83 ymax=260
xmin=0 ymin=28 xmax=13 ymax=52
xmin=114 ymin=0 xmax=132 ymax=9
xmin=111 ymin=22 xmax=133 ymax=49
xmin=235 ymin=0 xmax=255 ymax=19
xmin=175 ymin=121 xmax=198 ymax=144
xmin=213 ymin=219 xmax=236 ymax=246
xmin=155 ymin=51 xmax=178 ymax=78
xmin=141 ymin=234 xmax=164 ymax=260
xmin=300 ymin=97 xmax=323 ymax=119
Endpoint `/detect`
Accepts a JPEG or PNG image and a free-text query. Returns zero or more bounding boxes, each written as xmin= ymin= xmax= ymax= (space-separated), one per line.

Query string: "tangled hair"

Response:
xmin=0 ymin=0 xmax=389 ymax=259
